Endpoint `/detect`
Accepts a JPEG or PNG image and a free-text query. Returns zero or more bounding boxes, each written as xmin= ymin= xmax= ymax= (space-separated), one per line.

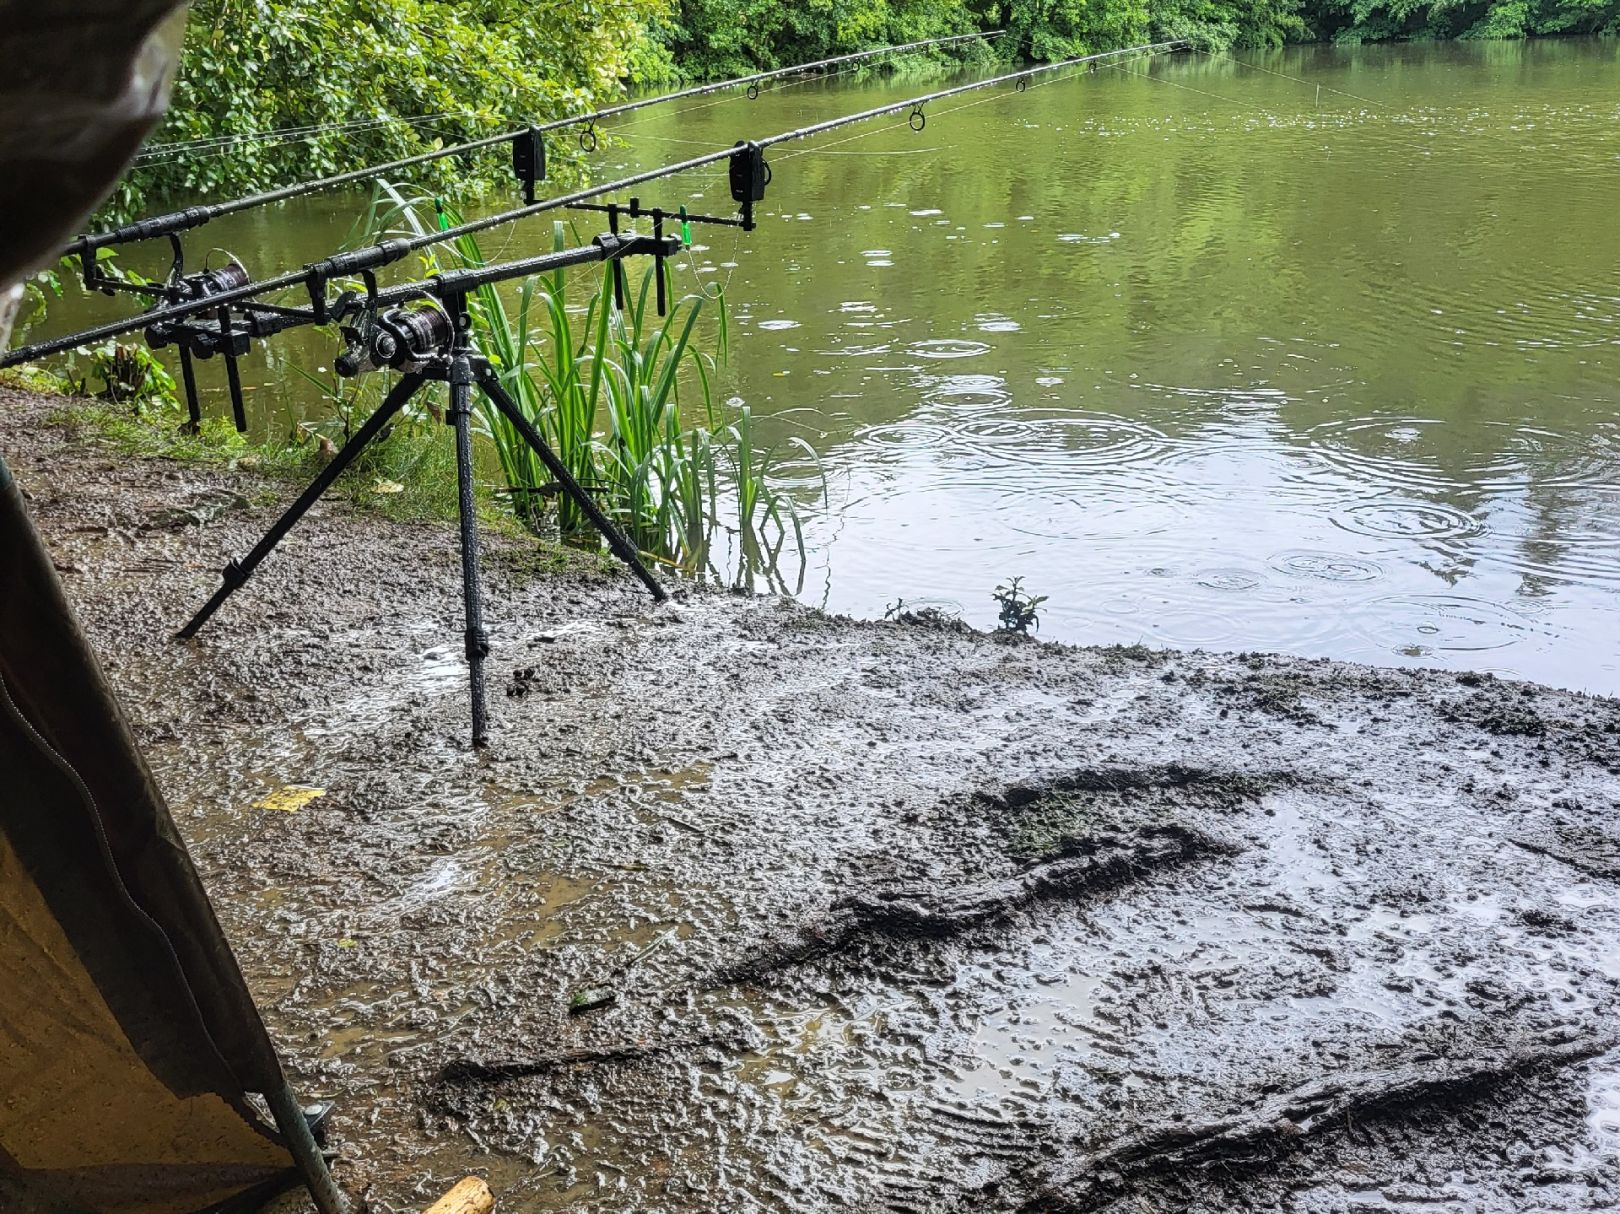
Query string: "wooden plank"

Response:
xmin=423 ymin=1177 xmax=494 ymax=1214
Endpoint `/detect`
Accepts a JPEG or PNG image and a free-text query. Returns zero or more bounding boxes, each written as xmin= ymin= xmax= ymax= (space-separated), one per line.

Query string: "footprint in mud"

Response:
xmin=138 ymin=488 xmax=252 ymax=531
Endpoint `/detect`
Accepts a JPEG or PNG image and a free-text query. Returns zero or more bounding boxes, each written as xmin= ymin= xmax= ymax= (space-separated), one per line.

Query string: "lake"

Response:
xmin=43 ymin=39 xmax=1620 ymax=692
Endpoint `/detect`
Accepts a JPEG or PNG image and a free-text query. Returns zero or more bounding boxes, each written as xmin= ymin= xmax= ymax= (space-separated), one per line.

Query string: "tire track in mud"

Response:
xmin=1007 ymin=1026 xmax=1618 ymax=1213
xmin=708 ymin=765 xmax=1268 ymax=990
xmin=710 ymin=823 xmax=1238 ymax=988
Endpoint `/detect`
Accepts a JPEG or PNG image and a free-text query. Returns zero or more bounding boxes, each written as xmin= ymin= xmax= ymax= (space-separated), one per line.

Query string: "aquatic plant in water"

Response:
xmin=356 ymin=184 xmax=816 ymax=591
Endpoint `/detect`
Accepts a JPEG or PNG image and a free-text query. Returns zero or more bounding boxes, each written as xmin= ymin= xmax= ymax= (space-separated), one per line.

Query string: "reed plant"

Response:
xmin=358 ymin=184 xmax=815 ymax=589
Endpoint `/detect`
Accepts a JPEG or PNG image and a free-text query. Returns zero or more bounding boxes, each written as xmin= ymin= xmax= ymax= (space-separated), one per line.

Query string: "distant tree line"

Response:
xmin=649 ymin=0 xmax=1620 ymax=78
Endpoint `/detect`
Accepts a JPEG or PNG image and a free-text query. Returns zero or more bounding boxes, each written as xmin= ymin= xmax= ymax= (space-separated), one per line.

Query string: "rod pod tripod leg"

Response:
xmin=176 ymin=372 xmax=427 ymax=639
xmin=175 ymin=353 xmax=668 ymax=746
xmin=178 ymin=344 xmax=203 ymax=434
xmin=447 ymin=354 xmax=491 ymax=746
xmin=219 ymin=304 xmax=249 ymax=433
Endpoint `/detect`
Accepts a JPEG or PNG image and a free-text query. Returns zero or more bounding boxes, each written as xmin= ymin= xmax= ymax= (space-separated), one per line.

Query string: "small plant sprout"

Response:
xmin=993 ymin=577 xmax=1046 ymax=636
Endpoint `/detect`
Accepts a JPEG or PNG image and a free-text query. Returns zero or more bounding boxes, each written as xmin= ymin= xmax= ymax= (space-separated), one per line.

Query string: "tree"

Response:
xmin=107 ymin=0 xmax=670 ymax=221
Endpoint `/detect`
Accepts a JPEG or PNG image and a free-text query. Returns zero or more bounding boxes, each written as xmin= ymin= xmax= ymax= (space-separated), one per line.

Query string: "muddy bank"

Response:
xmin=3 ymin=386 xmax=1618 ymax=1213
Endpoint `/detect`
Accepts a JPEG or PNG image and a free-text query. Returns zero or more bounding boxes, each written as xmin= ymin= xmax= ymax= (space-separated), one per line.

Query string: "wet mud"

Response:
xmin=4 ymin=386 xmax=1618 ymax=1212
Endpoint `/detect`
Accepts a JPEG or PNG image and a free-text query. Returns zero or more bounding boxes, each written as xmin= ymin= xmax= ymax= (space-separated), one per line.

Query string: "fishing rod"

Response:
xmin=63 ymin=30 xmax=1006 ymax=264
xmin=4 ymin=39 xmax=1183 ymax=378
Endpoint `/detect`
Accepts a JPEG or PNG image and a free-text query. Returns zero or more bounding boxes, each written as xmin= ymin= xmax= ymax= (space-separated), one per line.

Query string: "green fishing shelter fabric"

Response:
xmin=0 ymin=453 xmax=299 ymax=1214
xmin=0 ymin=1 xmax=185 ymax=286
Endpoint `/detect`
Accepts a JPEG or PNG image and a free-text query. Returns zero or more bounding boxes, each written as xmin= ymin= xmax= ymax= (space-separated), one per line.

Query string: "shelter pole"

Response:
xmin=265 ymin=1082 xmax=349 ymax=1214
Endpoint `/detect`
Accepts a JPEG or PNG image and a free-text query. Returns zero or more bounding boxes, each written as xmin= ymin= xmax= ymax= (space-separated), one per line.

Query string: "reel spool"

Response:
xmin=178 ymin=256 xmax=250 ymax=302
xmin=336 ymin=305 xmax=454 ymax=377
xmin=145 ymin=254 xmax=254 ymax=359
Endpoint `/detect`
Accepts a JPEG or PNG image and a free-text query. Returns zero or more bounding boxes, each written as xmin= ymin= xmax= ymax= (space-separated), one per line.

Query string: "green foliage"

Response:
xmin=648 ymin=0 xmax=994 ymax=79
xmin=50 ymin=401 xmax=308 ymax=475
xmin=993 ymin=576 xmax=1047 ymax=635
xmin=16 ymin=265 xmax=63 ymax=349
xmin=649 ymin=0 xmax=1616 ymax=75
xmin=77 ymin=343 xmax=181 ymax=414
xmin=107 ymin=0 xmax=670 ymax=222
xmin=993 ymin=0 xmax=1151 ymax=59
xmin=21 ymin=255 xmax=182 ymax=411
xmin=649 ymin=0 xmax=1308 ymax=69
xmin=60 ymin=382 xmax=476 ymax=527
xmin=10 ymin=252 xmax=132 ymax=353
xmin=1147 ymin=0 xmax=1306 ymax=48
xmin=290 ymin=363 xmax=467 ymax=524
xmin=1309 ymin=0 xmax=1620 ymax=42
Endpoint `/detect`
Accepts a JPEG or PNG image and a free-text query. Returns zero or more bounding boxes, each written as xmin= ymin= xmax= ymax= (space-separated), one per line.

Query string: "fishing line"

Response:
xmin=630 ymin=56 xmax=874 ymax=126
xmin=1103 ymin=56 xmax=1275 ymax=114
xmin=69 ymin=30 xmax=1008 ymax=258
xmin=129 ymin=116 xmax=481 ymax=172
xmin=135 ymin=110 xmax=492 ymax=160
xmin=792 ymin=146 xmax=941 ymax=157
xmin=1207 ymin=50 xmax=1392 ymax=111
xmin=610 ymin=45 xmax=981 ymax=150
xmin=679 ymin=208 xmax=747 ymax=302
xmin=634 ymin=29 xmax=977 ymax=126
xmin=613 ymin=61 xmax=948 ymax=148
xmin=666 ymin=158 xmax=745 ymax=301
xmin=772 ymin=46 xmax=1174 ymax=167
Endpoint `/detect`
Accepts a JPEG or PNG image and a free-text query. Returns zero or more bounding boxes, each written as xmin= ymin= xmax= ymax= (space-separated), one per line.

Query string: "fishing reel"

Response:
xmin=335 ymin=304 xmax=454 ymax=377
xmin=144 ymin=255 xmax=254 ymax=358
xmin=175 ymin=258 xmax=251 ymax=301
xmin=154 ymin=250 xmax=253 ymax=306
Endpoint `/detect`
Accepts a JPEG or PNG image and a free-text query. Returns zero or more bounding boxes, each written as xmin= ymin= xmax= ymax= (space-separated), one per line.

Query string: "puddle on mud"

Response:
xmin=1585 ymin=1058 xmax=1620 ymax=1163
